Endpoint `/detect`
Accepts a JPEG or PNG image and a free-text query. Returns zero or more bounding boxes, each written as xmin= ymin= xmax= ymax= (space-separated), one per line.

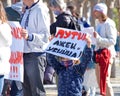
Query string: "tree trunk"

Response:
xmin=89 ymin=0 xmax=99 ymax=26
xmin=105 ymin=0 xmax=116 ymax=19
xmin=43 ymin=0 xmax=55 ymax=23
xmin=116 ymin=0 xmax=120 ymax=32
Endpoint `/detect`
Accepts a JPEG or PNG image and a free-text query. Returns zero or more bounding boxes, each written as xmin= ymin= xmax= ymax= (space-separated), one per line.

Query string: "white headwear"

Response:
xmin=93 ymin=3 xmax=108 ymax=15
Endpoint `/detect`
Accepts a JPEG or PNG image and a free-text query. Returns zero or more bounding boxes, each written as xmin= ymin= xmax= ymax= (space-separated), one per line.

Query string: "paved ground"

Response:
xmin=44 ymin=57 xmax=120 ymax=96
xmin=111 ymin=57 xmax=120 ymax=96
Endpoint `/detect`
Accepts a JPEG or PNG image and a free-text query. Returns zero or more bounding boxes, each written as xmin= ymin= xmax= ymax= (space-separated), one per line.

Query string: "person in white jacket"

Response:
xmin=0 ymin=1 xmax=12 ymax=95
xmin=20 ymin=0 xmax=50 ymax=96
xmin=93 ymin=3 xmax=117 ymax=96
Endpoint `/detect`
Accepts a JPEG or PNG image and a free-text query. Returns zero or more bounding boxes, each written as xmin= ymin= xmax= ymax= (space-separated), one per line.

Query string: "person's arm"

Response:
xmin=46 ymin=53 xmax=63 ymax=74
xmin=0 ymin=23 xmax=12 ymax=46
xmin=21 ymin=7 xmax=50 ymax=48
xmin=29 ymin=8 xmax=50 ymax=45
xmin=74 ymin=46 xmax=93 ymax=75
xmin=94 ymin=23 xmax=117 ymax=47
xmin=74 ymin=36 xmax=93 ymax=75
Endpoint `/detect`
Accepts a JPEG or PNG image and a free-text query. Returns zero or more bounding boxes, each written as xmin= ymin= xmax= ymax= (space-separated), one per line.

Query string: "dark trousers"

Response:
xmin=10 ymin=81 xmax=23 ymax=96
xmin=23 ymin=53 xmax=47 ymax=96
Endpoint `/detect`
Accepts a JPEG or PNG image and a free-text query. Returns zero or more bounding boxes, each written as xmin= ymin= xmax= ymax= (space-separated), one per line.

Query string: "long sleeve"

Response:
xmin=74 ymin=46 xmax=93 ymax=75
xmin=21 ymin=2 xmax=50 ymax=53
xmin=96 ymin=18 xmax=117 ymax=48
xmin=29 ymin=6 xmax=50 ymax=46
xmin=95 ymin=18 xmax=117 ymax=58
xmin=46 ymin=53 xmax=63 ymax=74
xmin=0 ymin=23 xmax=12 ymax=47
xmin=0 ymin=23 xmax=12 ymax=75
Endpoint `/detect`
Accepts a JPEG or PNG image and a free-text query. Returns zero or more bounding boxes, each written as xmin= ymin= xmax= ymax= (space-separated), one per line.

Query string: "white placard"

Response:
xmin=5 ymin=21 xmax=24 ymax=82
xmin=45 ymin=27 xmax=88 ymax=60
xmin=82 ymin=27 xmax=96 ymax=44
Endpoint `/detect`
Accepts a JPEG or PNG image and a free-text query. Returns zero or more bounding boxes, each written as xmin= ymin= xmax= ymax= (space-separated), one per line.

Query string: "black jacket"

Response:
xmin=50 ymin=12 xmax=76 ymax=35
xmin=5 ymin=7 xmax=21 ymax=22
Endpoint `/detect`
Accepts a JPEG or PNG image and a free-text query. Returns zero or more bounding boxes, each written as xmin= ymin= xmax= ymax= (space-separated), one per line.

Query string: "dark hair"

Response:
xmin=58 ymin=56 xmax=80 ymax=65
xmin=67 ymin=5 xmax=79 ymax=19
xmin=101 ymin=13 xmax=108 ymax=21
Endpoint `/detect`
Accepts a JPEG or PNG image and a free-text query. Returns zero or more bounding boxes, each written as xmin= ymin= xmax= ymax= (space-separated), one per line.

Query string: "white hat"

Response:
xmin=93 ymin=3 xmax=108 ymax=15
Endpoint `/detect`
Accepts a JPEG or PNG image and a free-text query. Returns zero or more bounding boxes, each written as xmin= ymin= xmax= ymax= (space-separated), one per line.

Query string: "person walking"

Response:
xmin=20 ymin=0 xmax=50 ymax=96
xmin=0 ymin=1 xmax=12 ymax=95
xmin=93 ymin=3 xmax=117 ymax=96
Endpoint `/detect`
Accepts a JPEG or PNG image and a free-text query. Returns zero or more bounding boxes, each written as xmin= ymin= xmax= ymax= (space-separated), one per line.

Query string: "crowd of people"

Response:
xmin=0 ymin=0 xmax=119 ymax=96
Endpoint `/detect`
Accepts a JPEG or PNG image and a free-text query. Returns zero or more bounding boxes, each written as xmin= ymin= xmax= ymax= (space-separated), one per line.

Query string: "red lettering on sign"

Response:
xmin=55 ymin=29 xmax=87 ymax=40
xmin=64 ymin=31 xmax=71 ymax=38
xmin=11 ymin=27 xmax=22 ymax=39
xmin=55 ymin=29 xmax=64 ymax=38
xmin=9 ymin=51 xmax=23 ymax=64
xmin=10 ymin=66 xmax=19 ymax=78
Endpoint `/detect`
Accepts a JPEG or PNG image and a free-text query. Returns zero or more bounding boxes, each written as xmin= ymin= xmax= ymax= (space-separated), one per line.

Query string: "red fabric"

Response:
xmin=95 ymin=48 xmax=111 ymax=96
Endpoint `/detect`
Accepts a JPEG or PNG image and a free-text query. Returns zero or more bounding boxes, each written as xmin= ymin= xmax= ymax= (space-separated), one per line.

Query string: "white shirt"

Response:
xmin=95 ymin=18 xmax=117 ymax=58
xmin=0 ymin=22 xmax=12 ymax=75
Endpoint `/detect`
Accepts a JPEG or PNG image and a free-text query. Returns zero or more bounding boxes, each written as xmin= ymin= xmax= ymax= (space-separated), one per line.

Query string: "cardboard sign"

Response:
xmin=82 ymin=27 xmax=96 ymax=44
xmin=5 ymin=21 xmax=24 ymax=82
xmin=45 ymin=27 xmax=87 ymax=60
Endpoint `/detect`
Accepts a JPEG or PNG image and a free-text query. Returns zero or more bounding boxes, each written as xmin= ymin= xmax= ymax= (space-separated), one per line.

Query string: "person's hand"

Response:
xmin=85 ymin=35 xmax=91 ymax=48
xmin=20 ymin=28 xmax=29 ymax=40
xmin=49 ymin=34 xmax=54 ymax=41
xmin=93 ymin=31 xmax=98 ymax=38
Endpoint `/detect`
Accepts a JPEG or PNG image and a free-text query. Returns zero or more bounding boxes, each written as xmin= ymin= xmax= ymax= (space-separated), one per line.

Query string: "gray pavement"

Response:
xmin=44 ymin=57 xmax=120 ymax=96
